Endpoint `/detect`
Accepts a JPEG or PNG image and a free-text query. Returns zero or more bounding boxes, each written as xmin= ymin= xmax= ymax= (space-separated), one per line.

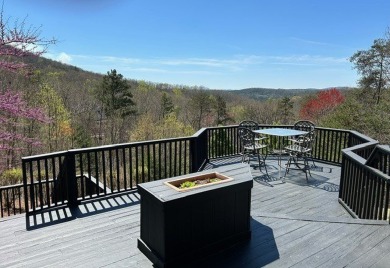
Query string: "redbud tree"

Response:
xmin=299 ymin=88 xmax=345 ymax=123
xmin=0 ymin=6 xmax=55 ymax=172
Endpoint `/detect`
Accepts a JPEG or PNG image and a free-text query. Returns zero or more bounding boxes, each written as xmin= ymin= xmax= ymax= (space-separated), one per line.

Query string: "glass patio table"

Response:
xmin=253 ymin=128 xmax=308 ymax=180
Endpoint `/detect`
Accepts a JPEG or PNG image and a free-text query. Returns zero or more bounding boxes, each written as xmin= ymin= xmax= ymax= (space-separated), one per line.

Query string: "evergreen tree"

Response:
xmin=96 ymin=69 xmax=136 ymax=144
xmin=98 ymin=69 xmax=135 ymax=117
xmin=278 ymin=97 xmax=294 ymax=124
xmin=188 ymin=90 xmax=212 ymax=129
xmin=211 ymin=94 xmax=231 ymax=126
xmin=160 ymin=92 xmax=174 ymax=119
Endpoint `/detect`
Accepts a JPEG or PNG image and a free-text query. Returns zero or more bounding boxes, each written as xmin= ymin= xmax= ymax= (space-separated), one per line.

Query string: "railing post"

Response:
xmin=65 ymin=151 xmax=78 ymax=209
xmin=338 ymin=153 xmax=346 ymax=200
xmin=22 ymin=159 xmax=29 ymax=227
xmin=190 ymin=128 xmax=208 ymax=172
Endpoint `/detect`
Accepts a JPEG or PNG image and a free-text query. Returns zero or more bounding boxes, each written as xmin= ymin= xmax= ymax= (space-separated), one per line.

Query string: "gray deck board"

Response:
xmin=0 ymin=157 xmax=389 ymax=268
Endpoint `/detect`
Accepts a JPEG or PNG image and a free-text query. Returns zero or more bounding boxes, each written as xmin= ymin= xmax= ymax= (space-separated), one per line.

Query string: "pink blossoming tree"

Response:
xmin=0 ymin=6 xmax=55 ymax=172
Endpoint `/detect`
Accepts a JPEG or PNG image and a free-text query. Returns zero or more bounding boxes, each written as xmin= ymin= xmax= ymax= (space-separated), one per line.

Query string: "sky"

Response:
xmin=4 ymin=0 xmax=390 ymax=90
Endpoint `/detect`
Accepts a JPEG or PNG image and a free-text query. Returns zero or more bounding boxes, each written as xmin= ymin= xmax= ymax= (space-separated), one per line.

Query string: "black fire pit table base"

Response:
xmin=137 ymin=163 xmax=253 ymax=268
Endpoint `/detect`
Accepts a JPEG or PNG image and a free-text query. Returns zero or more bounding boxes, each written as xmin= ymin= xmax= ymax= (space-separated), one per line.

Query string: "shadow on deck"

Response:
xmin=1 ymin=156 xmax=390 ymax=268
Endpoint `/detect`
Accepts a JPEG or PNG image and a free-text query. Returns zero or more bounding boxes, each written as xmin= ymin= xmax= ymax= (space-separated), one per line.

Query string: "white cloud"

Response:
xmin=57 ymin=52 xmax=72 ymax=64
xmin=48 ymin=53 xmax=350 ymax=80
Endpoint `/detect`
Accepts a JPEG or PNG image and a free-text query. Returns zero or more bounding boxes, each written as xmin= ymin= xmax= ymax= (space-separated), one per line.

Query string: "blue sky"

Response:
xmin=4 ymin=0 xmax=390 ymax=90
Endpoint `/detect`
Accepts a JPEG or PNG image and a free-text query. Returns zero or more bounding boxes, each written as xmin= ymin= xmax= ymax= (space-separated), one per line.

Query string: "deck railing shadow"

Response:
xmin=284 ymin=173 xmax=339 ymax=192
xmin=188 ymin=217 xmax=279 ymax=268
xmin=26 ymin=207 xmax=76 ymax=230
xmin=252 ymin=162 xmax=340 ymax=192
xmin=75 ymin=190 xmax=140 ymax=218
xmin=26 ymin=191 xmax=140 ymax=230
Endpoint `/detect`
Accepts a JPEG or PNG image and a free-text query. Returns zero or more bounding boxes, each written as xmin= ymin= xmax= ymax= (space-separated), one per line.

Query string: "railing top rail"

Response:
xmin=365 ymin=144 xmax=390 ymax=167
xmin=314 ymin=126 xmax=350 ymax=132
xmin=366 ymin=163 xmax=390 ymax=182
xmin=0 ymin=182 xmax=24 ymax=190
xmin=343 ymin=140 xmax=379 ymax=153
xmin=0 ymin=177 xmax=55 ymax=190
xmin=342 ymin=132 xmax=379 ymax=164
xmin=203 ymin=125 xmax=238 ymax=130
xmin=373 ymin=144 xmax=390 ymax=153
xmin=342 ymin=148 xmax=371 ymax=165
xmin=20 ymin=125 xmax=362 ymax=162
xmin=69 ymin=136 xmax=194 ymax=153
xmin=257 ymin=125 xmax=352 ymax=133
xmin=192 ymin=127 xmax=208 ymax=137
xmin=22 ymin=150 xmax=68 ymax=161
xmin=258 ymin=124 xmax=291 ymax=128
xmin=349 ymin=130 xmax=378 ymax=143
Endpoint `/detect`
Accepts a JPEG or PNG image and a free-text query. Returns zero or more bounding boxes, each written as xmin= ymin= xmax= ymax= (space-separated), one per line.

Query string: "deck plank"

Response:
xmin=0 ymin=158 xmax=389 ymax=268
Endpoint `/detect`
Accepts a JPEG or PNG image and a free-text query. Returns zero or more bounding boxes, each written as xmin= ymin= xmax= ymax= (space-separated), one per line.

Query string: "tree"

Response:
xmin=98 ymin=69 xmax=135 ymax=117
xmin=0 ymin=6 xmax=54 ymax=172
xmin=96 ymin=69 xmax=136 ymax=144
xmin=36 ymin=81 xmax=72 ymax=151
xmin=278 ymin=97 xmax=294 ymax=124
xmin=240 ymin=99 xmax=279 ymax=125
xmin=322 ymin=88 xmax=390 ymax=144
xmin=130 ymin=113 xmax=193 ymax=141
xmin=133 ymin=80 xmax=160 ymax=118
xmin=0 ymin=6 xmax=55 ymax=74
xmin=211 ymin=94 xmax=231 ymax=126
xmin=0 ymin=90 xmax=49 ymax=170
xmin=160 ymin=92 xmax=174 ymax=119
xmin=299 ymin=88 xmax=345 ymax=123
xmin=350 ymin=36 xmax=390 ymax=104
xmin=187 ymin=90 xmax=212 ymax=129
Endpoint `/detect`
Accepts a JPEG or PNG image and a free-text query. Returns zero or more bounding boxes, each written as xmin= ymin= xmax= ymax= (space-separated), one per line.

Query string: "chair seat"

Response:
xmin=244 ymin=144 xmax=267 ymax=151
xmin=285 ymin=144 xmax=311 ymax=154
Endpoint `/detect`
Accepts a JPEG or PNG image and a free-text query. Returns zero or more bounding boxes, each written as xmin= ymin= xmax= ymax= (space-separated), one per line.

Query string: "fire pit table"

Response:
xmin=137 ymin=163 xmax=253 ymax=268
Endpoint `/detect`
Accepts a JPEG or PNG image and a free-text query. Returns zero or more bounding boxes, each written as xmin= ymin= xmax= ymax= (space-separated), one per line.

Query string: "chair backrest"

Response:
xmin=239 ymin=120 xmax=259 ymax=131
xmin=294 ymin=120 xmax=315 ymax=150
xmin=293 ymin=120 xmax=315 ymax=132
xmin=300 ymin=132 xmax=314 ymax=151
xmin=238 ymin=127 xmax=255 ymax=148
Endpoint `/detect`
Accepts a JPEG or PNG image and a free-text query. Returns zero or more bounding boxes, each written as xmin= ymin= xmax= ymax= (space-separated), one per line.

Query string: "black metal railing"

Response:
xmin=0 ymin=183 xmax=24 ymax=218
xmin=207 ymin=125 xmax=352 ymax=164
xmin=338 ymin=132 xmax=390 ymax=222
xmin=0 ymin=124 xmax=383 ymax=224
xmin=207 ymin=126 xmax=241 ymax=159
xmin=21 ymin=137 xmax=195 ymax=217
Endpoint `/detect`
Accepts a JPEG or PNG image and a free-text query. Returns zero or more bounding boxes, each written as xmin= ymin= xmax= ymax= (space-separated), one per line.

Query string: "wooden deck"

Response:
xmin=1 ymin=157 xmax=389 ymax=268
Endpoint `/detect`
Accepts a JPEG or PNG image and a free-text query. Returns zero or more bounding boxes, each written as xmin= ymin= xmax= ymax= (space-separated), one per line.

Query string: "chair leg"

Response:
xmin=285 ymin=154 xmax=293 ymax=176
xmin=256 ymin=151 xmax=261 ymax=167
xmin=256 ymin=150 xmax=268 ymax=176
xmin=305 ymin=155 xmax=312 ymax=180
xmin=308 ymin=154 xmax=316 ymax=168
xmin=262 ymin=152 xmax=269 ymax=175
xmin=285 ymin=153 xmax=311 ymax=181
xmin=241 ymin=149 xmax=248 ymax=163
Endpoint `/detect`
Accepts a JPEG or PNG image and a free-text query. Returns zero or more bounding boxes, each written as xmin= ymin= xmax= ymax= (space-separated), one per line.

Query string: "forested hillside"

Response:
xmin=2 ymin=24 xmax=390 ymax=186
xmin=0 ymin=53 xmax=315 ymax=174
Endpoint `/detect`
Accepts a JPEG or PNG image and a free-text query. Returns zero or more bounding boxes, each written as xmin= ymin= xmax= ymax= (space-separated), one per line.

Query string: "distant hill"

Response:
xmin=224 ymin=88 xmax=318 ymax=101
xmin=221 ymin=87 xmax=353 ymax=101
xmin=18 ymin=55 xmax=352 ymax=102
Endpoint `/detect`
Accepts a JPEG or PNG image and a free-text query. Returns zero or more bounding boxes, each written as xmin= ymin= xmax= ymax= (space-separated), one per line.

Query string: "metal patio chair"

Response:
xmin=239 ymin=120 xmax=263 ymax=145
xmin=238 ymin=127 xmax=268 ymax=174
xmin=290 ymin=120 xmax=316 ymax=168
xmin=284 ymin=122 xmax=316 ymax=181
